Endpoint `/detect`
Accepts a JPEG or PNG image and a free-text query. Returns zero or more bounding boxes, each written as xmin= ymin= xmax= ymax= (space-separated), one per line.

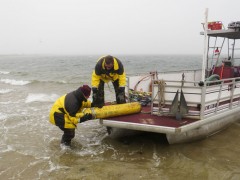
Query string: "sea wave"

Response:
xmin=25 ymin=93 xmax=59 ymax=103
xmin=0 ymin=89 xmax=14 ymax=94
xmin=0 ymin=113 xmax=7 ymax=120
xmin=0 ymin=78 xmax=31 ymax=85
xmin=0 ymin=71 xmax=10 ymax=75
xmin=31 ymin=79 xmax=68 ymax=84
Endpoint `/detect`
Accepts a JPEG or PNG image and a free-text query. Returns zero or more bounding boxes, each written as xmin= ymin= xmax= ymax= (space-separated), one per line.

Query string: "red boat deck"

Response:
xmin=105 ymin=106 xmax=197 ymax=128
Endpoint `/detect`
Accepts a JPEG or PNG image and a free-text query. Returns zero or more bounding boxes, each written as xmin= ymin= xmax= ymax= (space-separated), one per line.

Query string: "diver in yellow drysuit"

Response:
xmin=91 ymin=55 xmax=126 ymax=108
xmin=49 ymin=85 xmax=92 ymax=146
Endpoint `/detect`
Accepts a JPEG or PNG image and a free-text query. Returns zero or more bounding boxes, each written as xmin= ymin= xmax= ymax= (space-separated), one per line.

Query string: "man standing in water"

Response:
xmin=49 ymin=85 xmax=93 ymax=147
xmin=91 ymin=55 xmax=126 ymax=107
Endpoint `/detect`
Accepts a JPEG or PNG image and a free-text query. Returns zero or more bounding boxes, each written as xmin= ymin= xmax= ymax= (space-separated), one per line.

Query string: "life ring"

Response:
xmin=206 ymin=74 xmax=220 ymax=85
xmin=206 ymin=74 xmax=220 ymax=81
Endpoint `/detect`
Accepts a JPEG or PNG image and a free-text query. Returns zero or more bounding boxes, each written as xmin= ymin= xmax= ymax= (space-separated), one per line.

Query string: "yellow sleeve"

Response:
xmin=118 ymin=72 xmax=126 ymax=87
xmin=75 ymin=100 xmax=91 ymax=118
xmin=82 ymin=100 xmax=92 ymax=108
xmin=75 ymin=112 xmax=84 ymax=119
xmin=69 ymin=115 xmax=81 ymax=125
xmin=91 ymin=71 xmax=101 ymax=88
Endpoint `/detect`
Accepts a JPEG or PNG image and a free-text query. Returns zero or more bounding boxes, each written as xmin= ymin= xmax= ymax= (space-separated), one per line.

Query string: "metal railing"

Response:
xmin=151 ymin=77 xmax=240 ymax=120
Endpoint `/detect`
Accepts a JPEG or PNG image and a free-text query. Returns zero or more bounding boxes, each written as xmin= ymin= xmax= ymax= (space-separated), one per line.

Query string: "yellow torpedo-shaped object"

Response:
xmin=84 ymin=102 xmax=142 ymax=119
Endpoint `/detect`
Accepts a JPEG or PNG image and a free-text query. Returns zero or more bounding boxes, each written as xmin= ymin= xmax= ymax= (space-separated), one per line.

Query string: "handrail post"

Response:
xmin=200 ymin=83 xmax=206 ymax=119
xmin=230 ymin=79 xmax=235 ymax=109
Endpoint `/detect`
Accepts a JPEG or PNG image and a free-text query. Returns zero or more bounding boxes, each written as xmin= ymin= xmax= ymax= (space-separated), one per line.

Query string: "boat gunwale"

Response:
xmin=100 ymin=105 xmax=240 ymax=135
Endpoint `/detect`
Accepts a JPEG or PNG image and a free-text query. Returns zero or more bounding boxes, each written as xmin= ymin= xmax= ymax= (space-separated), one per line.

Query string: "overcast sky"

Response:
xmin=0 ymin=0 xmax=239 ymax=55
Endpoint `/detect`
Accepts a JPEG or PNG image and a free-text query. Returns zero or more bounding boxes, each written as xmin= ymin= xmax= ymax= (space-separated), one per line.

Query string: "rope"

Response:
xmin=159 ymin=80 xmax=165 ymax=105
xmin=134 ymin=75 xmax=151 ymax=91
xmin=157 ymin=80 xmax=165 ymax=113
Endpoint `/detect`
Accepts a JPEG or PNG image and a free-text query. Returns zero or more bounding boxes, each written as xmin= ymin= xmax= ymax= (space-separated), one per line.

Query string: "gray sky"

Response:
xmin=0 ymin=0 xmax=239 ymax=55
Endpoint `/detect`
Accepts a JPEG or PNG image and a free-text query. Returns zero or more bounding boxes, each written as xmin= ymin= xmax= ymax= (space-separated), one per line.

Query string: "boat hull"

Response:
xmin=100 ymin=106 xmax=240 ymax=144
xmin=166 ymin=107 xmax=240 ymax=144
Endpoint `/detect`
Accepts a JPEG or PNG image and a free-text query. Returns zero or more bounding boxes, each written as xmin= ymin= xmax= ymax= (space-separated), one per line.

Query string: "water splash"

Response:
xmin=25 ymin=93 xmax=59 ymax=103
xmin=0 ymin=89 xmax=14 ymax=94
xmin=0 ymin=78 xmax=31 ymax=85
xmin=0 ymin=71 xmax=10 ymax=75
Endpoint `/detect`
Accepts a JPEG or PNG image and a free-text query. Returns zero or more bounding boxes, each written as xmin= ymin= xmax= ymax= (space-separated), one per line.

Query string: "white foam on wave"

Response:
xmin=0 ymin=71 xmax=10 ymax=74
xmin=0 ymin=89 xmax=14 ymax=94
xmin=0 ymin=145 xmax=14 ymax=153
xmin=25 ymin=93 xmax=59 ymax=103
xmin=0 ymin=113 xmax=7 ymax=120
xmin=57 ymin=80 xmax=67 ymax=84
xmin=0 ymin=78 xmax=31 ymax=85
xmin=48 ymin=160 xmax=70 ymax=172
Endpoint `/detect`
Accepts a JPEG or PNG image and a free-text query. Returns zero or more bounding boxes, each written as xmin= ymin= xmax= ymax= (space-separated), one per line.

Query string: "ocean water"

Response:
xmin=1 ymin=54 xmax=240 ymax=179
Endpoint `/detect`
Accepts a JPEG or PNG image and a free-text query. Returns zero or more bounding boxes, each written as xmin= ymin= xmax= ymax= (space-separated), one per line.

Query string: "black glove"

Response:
xmin=97 ymin=103 xmax=104 ymax=108
xmin=91 ymin=87 xmax=104 ymax=108
xmin=118 ymin=87 xmax=125 ymax=93
xmin=92 ymin=87 xmax=98 ymax=105
xmin=117 ymin=87 xmax=126 ymax=104
xmin=92 ymin=87 xmax=98 ymax=94
xmin=79 ymin=113 xmax=92 ymax=123
xmin=91 ymin=102 xmax=104 ymax=108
